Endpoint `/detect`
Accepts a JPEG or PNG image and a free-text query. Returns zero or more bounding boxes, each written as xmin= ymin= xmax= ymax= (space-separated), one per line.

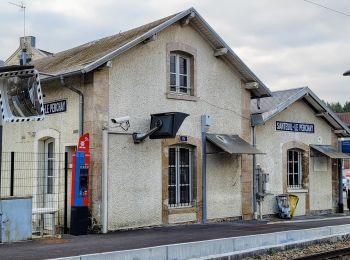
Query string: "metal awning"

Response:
xmin=310 ymin=145 xmax=350 ymax=159
xmin=206 ymin=134 xmax=264 ymax=155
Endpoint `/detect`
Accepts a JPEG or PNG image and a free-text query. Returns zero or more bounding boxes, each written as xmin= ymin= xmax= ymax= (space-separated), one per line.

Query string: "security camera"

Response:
xmin=110 ymin=116 xmax=130 ymax=131
xmin=111 ymin=116 xmax=130 ymax=124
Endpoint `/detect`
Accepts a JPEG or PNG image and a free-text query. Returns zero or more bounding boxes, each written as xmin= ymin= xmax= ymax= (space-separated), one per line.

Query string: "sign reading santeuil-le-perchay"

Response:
xmin=276 ymin=121 xmax=314 ymax=133
xmin=44 ymin=100 xmax=66 ymax=115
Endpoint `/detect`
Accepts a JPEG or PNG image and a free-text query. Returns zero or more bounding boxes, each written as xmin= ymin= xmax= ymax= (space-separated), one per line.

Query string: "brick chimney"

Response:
xmin=20 ymin=36 xmax=36 ymax=49
xmin=19 ymin=36 xmax=36 ymax=65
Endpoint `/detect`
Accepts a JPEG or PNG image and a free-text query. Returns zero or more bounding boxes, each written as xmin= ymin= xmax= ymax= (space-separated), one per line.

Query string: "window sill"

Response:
xmin=166 ymin=93 xmax=199 ymax=102
xmin=287 ymin=188 xmax=308 ymax=193
xmin=168 ymin=205 xmax=193 ymax=209
xmin=168 ymin=205 xmax=196 ymax=214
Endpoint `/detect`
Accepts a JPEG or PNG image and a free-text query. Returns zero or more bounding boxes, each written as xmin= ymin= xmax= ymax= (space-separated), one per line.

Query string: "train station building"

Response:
xmin=1 ymin=8 xmax=270 ymax=232
xmin=1 ymin=7 xmax=349 ymax=234
xmin=251 ymin=87 xmax=350 ymax=217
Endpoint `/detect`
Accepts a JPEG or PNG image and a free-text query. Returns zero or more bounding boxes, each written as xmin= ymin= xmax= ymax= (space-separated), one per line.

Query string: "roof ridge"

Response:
xmin=271 ymin=86 xmax=308 ymax=94
xmin=272 ymin=87 xmax=308 ymax=112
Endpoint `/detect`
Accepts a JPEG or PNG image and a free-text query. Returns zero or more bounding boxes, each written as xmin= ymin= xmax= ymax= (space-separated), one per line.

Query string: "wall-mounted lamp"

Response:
xmin=133 ymin=112 xmax=189 ymax=144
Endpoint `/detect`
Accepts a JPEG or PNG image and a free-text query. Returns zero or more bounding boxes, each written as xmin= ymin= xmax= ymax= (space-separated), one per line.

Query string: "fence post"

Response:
xmin=0 ymin=125 xmax=2 ymax=198
xmin=64 ymin=152 xmax=68 ymax=234
xmin=10 ymin=151 xmax=14 ymax=196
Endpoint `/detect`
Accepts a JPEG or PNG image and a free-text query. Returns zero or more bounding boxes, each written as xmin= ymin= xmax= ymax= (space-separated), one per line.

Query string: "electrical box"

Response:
xmin=202 ymin=115 xmax=212 ymax=127
xmin=0 ymin=197 xmax=32 ymax=242
xmin=256 ymin=165 xmax=269 ymax=201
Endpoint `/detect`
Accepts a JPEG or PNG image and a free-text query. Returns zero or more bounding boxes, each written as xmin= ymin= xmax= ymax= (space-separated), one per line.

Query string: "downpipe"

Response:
xmin=252 ymin=125 xmax=258 ymax=220
xmin=60 ymin=76 xmax=84 ymax=136
xmin=102 ymin=129 xmax=108 ymax=233
xmin=338 ymin=140 xmax=344 ymax=213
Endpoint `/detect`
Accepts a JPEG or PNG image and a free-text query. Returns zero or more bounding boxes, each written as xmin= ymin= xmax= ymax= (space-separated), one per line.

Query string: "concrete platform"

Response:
xmin=1 ymin=215 xmax=350 ymax=260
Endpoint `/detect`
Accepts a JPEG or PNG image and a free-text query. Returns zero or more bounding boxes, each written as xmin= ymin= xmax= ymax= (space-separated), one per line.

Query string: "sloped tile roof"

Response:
xmin=34 ymin=14 xmax=177 ymax=75
xmin=33 ymin=7 xmax=271 ymax=97
xmin=251 ymin=87 xmax=305 ymax=114
xmin=251 ymin=87 xmax=350 ymax=137
xmin=336 ymin=112 xmax=350 ymax=127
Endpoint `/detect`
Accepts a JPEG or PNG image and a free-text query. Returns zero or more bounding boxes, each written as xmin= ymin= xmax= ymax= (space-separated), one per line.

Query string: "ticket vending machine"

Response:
xmin=70 ymin=133 xmax=90 ymax=235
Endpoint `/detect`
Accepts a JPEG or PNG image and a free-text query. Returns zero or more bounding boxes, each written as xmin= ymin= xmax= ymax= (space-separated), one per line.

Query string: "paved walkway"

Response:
xmin=1 ymin=214 xmax=350 ymax=260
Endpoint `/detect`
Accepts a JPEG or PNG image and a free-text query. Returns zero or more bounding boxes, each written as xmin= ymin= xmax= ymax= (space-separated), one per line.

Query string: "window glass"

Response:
xmin=294 ymin=162 xmax=299 ymax=173
xmin=180 ymin=167 xmax=189 ymax=184
xmin=293 ymin=151 xmax=298 ymax=161
xmin=179 ymin=148 xmax=189 ymax=165
xmin=288 ymin=162 xmax=293 ymax=173
xmin=47 ymin=141 xmax=54 ymax=194
xmin=179 ymin=57 xmax=187 ymax=74
xmin=169 ymin=148 xmax=176 ymax=165
xmin=47 ymin=159 xmax=54 ymax=194
xmin=293 ymin=174 xmax=299 ymax=186
xmin=170 ymin=74 xmax=176 ymax=86
xmin=169 ymin=53 xmax=191 ymax=95
xmin=179 ymin=75 xmax=187 ymax=87
xmin=168 ymin=186 xmax=176 ymax=205
xmin=180 ymin=186 xmax=190 ymax=204
xmin=287 ymin=149 xmax=302 ymax=188
xmin=170 ymin=55 xmax=176 ymax=73
xmin=168 ymin=147 xmax=193 ymax=207
xmin=169 ymin=167 xmax=176 ymax=185
xmin=288 ymin=174 xmax=293 ymax=186
xmin=179 ymin=87 xmax=188 ymax=94
xmin=48 ymin=142 xmax=54 ymax=158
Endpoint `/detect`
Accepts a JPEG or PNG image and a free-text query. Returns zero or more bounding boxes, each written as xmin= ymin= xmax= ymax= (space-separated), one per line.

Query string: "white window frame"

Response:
xmin=287 ymin=149 xmax=303 ymax=189
xmin=170 ymin=53 xmax=191 ymax=95
xmin=168 ymin=147 xmax=193 ymax=207
xmin=45 ymin=140 xmax=55 ymax=195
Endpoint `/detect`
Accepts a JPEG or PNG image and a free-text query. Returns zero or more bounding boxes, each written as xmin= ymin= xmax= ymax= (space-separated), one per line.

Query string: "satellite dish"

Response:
xmin=0 ymin=65 xmax=44 ymax=122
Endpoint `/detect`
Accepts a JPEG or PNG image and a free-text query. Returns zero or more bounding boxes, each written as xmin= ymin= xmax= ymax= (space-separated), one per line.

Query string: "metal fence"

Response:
xmin=0 ymin=152 xmax=68 ymax=237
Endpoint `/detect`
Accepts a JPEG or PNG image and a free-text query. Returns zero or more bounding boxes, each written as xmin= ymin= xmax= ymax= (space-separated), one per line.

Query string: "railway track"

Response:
xmin=293 ymin=246 xmax=350 ymax=259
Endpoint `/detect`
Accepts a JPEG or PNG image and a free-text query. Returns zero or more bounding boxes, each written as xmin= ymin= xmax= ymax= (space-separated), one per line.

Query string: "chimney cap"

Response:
xmin=20 ymin=36 xmax=36 ymax=48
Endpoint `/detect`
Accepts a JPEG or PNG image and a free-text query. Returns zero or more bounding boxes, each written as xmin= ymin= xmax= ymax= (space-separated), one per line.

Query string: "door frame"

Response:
xmin=33 ymin=129 xmax=60 ymax=210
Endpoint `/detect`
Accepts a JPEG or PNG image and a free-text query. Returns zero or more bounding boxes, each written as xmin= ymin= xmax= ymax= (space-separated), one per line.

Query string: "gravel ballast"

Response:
xmin=243 ymin=237 xmax=350 ymax=259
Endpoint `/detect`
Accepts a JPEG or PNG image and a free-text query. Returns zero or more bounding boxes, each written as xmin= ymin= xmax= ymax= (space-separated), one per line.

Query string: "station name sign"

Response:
xmin=44 ymin=100 xmax=67 ymax=115
xmin=276 ymin=121 xmax=314 ymax=133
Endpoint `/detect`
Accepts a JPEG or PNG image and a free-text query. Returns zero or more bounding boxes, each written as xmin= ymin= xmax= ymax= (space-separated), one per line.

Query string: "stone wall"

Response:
xmin=255 ymin=100 xmax=337 ymax=216
xmin=106 ymin=22 xmax=249 ymax=229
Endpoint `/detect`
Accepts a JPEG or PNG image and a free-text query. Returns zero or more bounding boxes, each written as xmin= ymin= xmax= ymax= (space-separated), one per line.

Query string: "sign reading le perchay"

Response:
xmin=276 ymin=121 xmax=314 ymax=133
xmin=44 ymin=100 xmax=67 ymax=115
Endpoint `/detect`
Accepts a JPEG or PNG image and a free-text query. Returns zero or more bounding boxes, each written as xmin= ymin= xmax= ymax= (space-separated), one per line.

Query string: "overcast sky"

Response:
xmin=0 ymin=0 xmax=349 ymax=103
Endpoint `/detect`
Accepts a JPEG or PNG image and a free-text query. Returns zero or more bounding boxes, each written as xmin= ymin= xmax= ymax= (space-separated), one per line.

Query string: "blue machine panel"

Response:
xmin=342 ymin=140 xmax=350 ymax=154
xmin=71 ymin=151 xmax=89 ymax=207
